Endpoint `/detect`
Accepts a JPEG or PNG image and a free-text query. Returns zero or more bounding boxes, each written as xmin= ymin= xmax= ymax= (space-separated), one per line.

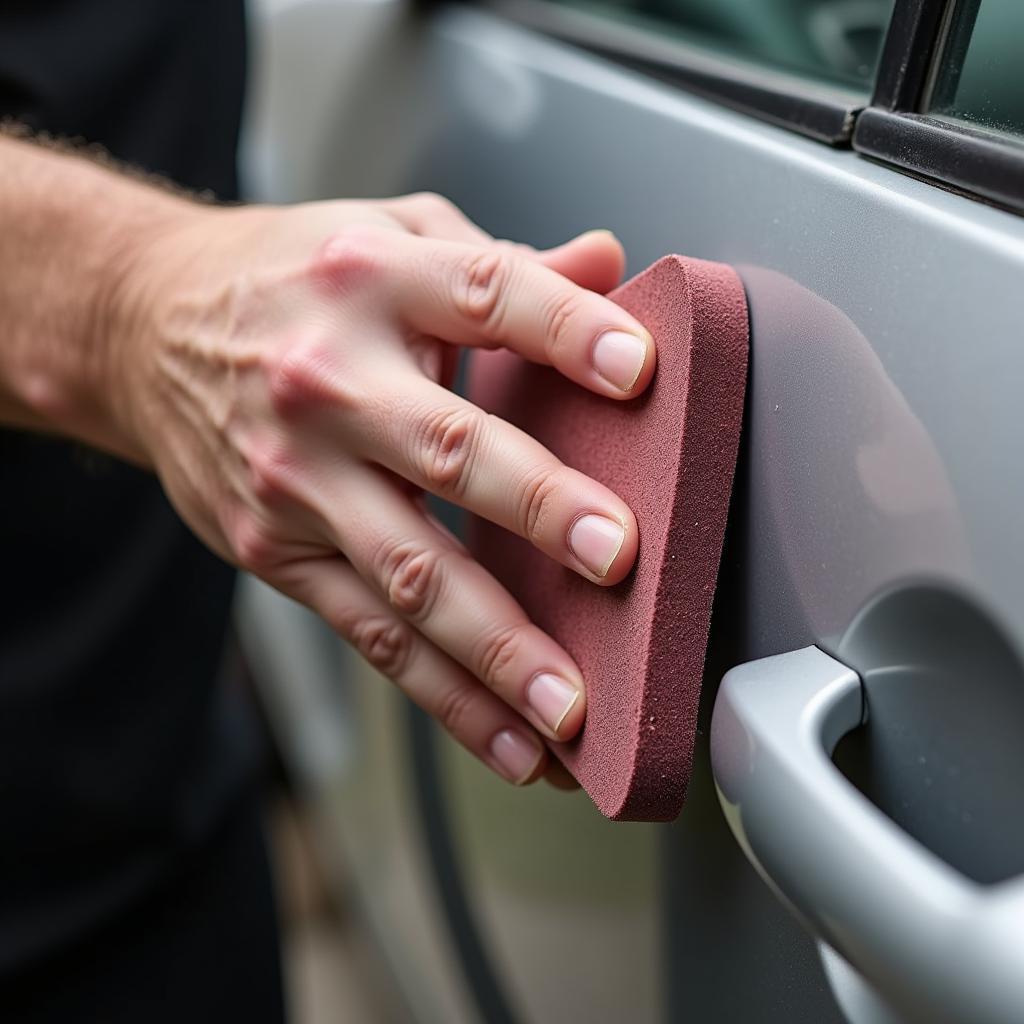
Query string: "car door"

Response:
xmin=241 ymin=0 xmax=1024 ymax=1021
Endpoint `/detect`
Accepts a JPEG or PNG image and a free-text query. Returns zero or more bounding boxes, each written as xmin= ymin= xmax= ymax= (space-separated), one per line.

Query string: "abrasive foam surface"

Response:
xmin=468 ymin=256 xmax=748 ymax=821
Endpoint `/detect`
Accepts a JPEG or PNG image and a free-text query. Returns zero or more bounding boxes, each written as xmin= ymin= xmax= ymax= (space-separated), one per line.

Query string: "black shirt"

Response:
xmin=0 ymin=0 xmax=252 ymax=975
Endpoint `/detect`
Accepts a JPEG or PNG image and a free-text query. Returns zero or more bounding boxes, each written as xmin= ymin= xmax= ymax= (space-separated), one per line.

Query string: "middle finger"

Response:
xmin=347 ymin=366 xmax=638 ymax=586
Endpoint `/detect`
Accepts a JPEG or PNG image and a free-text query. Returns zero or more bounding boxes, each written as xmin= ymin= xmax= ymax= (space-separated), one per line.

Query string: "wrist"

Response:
xmin=0 ymin=136 xmax=207 ymax=461
xmin=98 ymin=193 xmax=221 ymax=463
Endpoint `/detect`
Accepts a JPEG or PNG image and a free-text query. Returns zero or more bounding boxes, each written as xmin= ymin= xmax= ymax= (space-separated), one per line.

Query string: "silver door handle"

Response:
xmin=711 ymin=646 xmax=1024 ymax=1024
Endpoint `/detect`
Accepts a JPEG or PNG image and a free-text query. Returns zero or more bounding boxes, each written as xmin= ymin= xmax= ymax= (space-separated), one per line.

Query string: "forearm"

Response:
xmin=0 ymin=132 xmax=189 ymax=460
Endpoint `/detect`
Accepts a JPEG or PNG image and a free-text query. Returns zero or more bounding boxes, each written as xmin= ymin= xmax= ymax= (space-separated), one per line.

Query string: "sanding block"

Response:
xmin=468 ymin=255 xmax=748 ymax=821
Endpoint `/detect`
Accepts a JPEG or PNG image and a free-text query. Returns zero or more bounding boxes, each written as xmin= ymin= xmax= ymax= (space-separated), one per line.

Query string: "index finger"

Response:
xmin=393 ymin=233 xmax=656 ymax=400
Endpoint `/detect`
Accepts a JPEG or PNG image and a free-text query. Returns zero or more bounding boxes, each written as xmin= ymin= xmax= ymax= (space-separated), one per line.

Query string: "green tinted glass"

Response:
xmin=550 ymin=0 xmax=895 ymax=90
xmin=930 ymin=0 xmax=1024 ymax=137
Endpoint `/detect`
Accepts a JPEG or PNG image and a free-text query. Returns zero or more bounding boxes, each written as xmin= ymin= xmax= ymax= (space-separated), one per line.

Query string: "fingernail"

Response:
xmin=593 ymin=330 xmax=647 ymax=391
xmin=490 ymin=729 xmax=543 ymax=784
xmin=568 ymin=513 xmax=625 ymax=578
xmin=527 ymin=672 xmax=580 ymax=735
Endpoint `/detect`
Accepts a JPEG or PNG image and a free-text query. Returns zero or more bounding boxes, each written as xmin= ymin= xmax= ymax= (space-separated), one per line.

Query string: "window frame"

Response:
xmin=480 ymin=0 xmax=866 ymax=144
xmin=852 ymin=0 xmax=1024 ymax=214
xmin=467 ymin=0 xmax=1024 ymax=213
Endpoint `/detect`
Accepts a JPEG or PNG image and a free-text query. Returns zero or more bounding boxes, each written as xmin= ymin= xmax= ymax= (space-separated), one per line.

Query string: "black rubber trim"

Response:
xmin=858 ymin=0 xmax=1024 ymax=215
xmin=479 ymin=0 xmax=863 ymax=145
xmin=465 ymin=0 xmax=1024 ymax=213
xmin=407 ymin=703 xmax=520 ymax=1024
xmin=871 ymin=0 xmax=947 ymax=110
xmin=854 ymin=108 xmax=1024 ymax=214
xmin=927 ymin=0 xmax=981 ymax=113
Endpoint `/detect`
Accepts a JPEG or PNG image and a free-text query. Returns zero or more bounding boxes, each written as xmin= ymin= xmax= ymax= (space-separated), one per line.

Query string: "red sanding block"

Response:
xmin=468 ymin=255 xmax=748 ymax=821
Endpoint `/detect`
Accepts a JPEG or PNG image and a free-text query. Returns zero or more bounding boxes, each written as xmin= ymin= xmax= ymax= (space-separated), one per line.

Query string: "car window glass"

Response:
xmin=545 ymin=0 xmax=895 ymax=89
xmin=929 ymin=0 xmax=1024 ymax=137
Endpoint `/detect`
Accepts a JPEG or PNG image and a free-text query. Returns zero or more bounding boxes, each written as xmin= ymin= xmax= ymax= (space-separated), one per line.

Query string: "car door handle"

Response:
xmin=711 ymin=645 xmax=1024 ymax=1024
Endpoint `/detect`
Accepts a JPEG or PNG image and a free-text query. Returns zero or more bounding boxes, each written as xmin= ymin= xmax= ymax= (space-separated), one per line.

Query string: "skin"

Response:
xmin=0 ymin=134 xmax=656 ymax=788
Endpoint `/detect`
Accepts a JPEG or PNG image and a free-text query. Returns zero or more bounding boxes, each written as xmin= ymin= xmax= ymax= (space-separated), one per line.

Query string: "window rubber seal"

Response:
xmin=455 ymin=0 xmax=1024 ymax=213
xmin=855 ymin=0 xmax=1024 ymax=215
xmin=473 ymin=0 xmax=865 ymax=145
xmin=853 ymin=108 xmax=1024 ymax=214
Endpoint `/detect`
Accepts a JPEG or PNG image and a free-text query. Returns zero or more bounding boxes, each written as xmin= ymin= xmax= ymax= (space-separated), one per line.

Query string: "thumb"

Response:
xmin=535 ymin=229 xmax=627 ymax=295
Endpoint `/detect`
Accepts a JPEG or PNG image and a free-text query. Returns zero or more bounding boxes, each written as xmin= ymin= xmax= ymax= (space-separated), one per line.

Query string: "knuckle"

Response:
xmin=476 ymin=624 xmax=522 ymax=690
xmin=541 ymin=289 xmax=583 ymax=361
xmin=231 ymin=514 xmax=283 ymax=574
xmin=381 ymin=543 xmax=444 ymax=620
xmin=416 ymin=405 xmax=483 ymax=496
xmin=311 ymin=226 xmax=387 ymax=284
xmin=267 ymin=334 xmax=336 ymax=417
xmin=349 ymin=616 xmax=413 ymax=678
xmin=452 ymin=249 xmax=512 ymax=334
xmin=413 ymin=191 xmax=456 ymax=216
xmin=515 ymin=464 xmax=562 ymax=543
xmin=267 ymin=333 xmax=360 ymax=417
xmin=246 ymin=439 xmax=299 ymax=507
xmin=435 ymin=684 xmax=479 ymax=739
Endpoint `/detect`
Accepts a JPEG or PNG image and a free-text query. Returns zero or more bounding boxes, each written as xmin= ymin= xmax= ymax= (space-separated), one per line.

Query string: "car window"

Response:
xmin=544 ymin=0 xmax=895 ymax=89
xmin=929 ymin=0 xmax=1024 ymax=137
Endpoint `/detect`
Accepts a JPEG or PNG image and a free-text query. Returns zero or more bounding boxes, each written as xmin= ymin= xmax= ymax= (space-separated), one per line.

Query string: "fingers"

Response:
xmin=536 ymin=230 xmax=626 ymax=295
xmin=379 ymin=192 xmax=494 ymax=247
xmin=380 ymin=193 xmax=625 ymax=296
xmin=390 ymin=232 xmax=655 ymax=400
xmin=320 ymin=464 xmax=588 ymax=744
xmin=272 ymin=553 xmax=549 ymax=786
xmin=376 ymin=192 xmax=622 ymax=296
xmin=314 ymin=208 xmax=648 ymax=396
xmin=347 ymin=369 xmax=637 ymax=585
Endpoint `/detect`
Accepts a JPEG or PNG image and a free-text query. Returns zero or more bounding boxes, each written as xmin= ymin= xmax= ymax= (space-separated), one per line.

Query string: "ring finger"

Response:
xmin=322 ymin=462 xmax=588 ymax=743
xmin=270 ymin=553 xmax=549 ymax=785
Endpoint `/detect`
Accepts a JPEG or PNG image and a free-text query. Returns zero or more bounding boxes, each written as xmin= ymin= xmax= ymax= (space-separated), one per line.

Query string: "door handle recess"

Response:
xmin=711 ymin=646 xmax=1024 ymax=1024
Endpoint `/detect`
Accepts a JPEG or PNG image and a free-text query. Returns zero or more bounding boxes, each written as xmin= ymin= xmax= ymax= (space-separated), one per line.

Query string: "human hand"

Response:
xmin=110 ymin=193 xmax=655 ymax=786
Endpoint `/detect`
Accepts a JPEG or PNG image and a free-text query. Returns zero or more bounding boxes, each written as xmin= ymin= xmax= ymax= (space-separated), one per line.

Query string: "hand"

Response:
xmin=110 ymin=193 xmax=655 ymax=786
